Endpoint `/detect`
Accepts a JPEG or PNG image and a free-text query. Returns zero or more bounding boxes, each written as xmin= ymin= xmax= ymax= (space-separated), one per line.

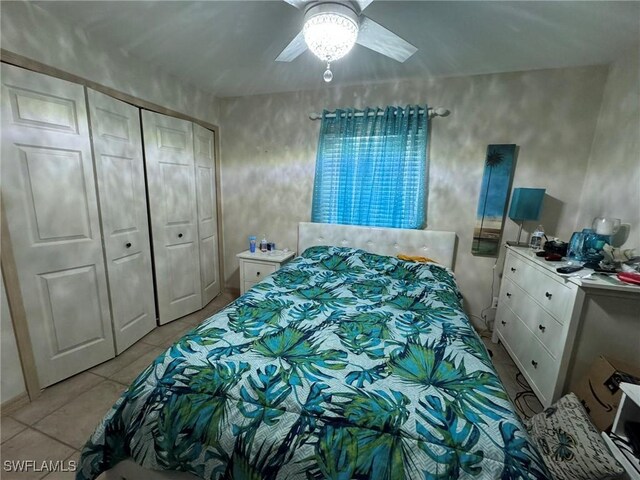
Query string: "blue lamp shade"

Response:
xmin=508 ymin=188 xmax=545 ymax=221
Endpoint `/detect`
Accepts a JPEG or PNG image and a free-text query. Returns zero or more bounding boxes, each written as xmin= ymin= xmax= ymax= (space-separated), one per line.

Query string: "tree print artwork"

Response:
xmin=472 ymin=144 xmax=517 ymax=256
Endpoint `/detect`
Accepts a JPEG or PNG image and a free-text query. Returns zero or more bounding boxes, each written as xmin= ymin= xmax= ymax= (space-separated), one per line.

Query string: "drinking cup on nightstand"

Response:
xmin=249 ymin=236 xmax=257 ymax=253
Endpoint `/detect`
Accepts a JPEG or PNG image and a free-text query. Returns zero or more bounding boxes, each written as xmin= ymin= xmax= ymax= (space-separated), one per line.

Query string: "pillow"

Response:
xmin=524 ymin=393 xmax=624 ymax=480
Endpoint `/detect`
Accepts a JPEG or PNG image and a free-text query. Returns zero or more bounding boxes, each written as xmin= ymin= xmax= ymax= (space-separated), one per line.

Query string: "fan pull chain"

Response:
xmin=323 ymin=62 xmax=333 ymax=82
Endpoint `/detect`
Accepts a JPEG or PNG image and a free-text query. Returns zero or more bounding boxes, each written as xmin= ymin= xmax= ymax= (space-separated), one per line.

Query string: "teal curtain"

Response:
xmin=311 ymin=105 xmax=428 ymax=229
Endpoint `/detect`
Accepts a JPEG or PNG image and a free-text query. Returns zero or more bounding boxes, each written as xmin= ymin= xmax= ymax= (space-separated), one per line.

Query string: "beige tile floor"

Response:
xmin=480 ymin=333 xmax=544 ymax=419
xmin=1 ymin=297 xmax=540 ymax=479
xmin=0 ymin=292 xmax=237 ymax=480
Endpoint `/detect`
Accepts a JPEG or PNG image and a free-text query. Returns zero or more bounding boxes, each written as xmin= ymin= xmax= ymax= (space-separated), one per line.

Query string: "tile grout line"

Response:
xmin=0 ymin=415 xmax=30 ymax=445
xmin=7 ymin=380 xmax=129 ymax=453
xmin=3 ymin=421 xmax=81 ymax=454
xmin=3 ymin=303 xmax=234 ymax=455
xmin=8 ymin=375 xmax=107 ymax=433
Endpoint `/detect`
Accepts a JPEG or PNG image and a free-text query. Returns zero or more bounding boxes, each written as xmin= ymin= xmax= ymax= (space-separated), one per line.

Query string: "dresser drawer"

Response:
xmin=530 ymin=276 xmax=571 ymax=322
xmin=504 ymin=251 xmax=571 ymax=322
xmin=495 ymin=303 xmax=522 ymax=360
xmin=520 ymin=334 xmax=558 ymax=405
xmin=503 ymin=253 xmax=528 ymax=285
xmin=499 ymin=277 xmax=564 ymax=358
xmin=243 ymin=261 xmax=276 ymax=282
xmin=533 ymin=313 xmax=564 ymax=359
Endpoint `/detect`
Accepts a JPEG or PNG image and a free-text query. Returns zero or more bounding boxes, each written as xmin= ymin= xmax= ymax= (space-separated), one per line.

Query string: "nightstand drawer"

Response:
xmin=237 ymin=249 xmax=296 ymax=295
xmin=244 ymin=281 xmax=258 ymax=292
xmin=243 ymin=261 xmax=276 ymax=282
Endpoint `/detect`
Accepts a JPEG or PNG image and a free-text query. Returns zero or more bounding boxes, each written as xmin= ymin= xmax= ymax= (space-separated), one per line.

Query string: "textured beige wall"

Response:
xmin=219 ymin=65 xmax=609 ymax=325
xmin=576 ymin=46 xmax=640 ymax=248
xmin=0 ymin=2 xmax=219 ymax=125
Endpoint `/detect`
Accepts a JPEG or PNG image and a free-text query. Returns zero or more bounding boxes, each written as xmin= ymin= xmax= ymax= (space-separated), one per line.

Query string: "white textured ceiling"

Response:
xmin=32 ymin=1 xmax=640 ymax=97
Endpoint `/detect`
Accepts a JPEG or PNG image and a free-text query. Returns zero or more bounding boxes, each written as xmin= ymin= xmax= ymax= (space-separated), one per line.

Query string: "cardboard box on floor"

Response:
xmin=571 ymin=356 xmax=640 ymax=432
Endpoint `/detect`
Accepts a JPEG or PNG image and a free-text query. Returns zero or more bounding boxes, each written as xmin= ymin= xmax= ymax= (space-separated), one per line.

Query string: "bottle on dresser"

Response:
xmin=530 ymin=225 xmax=545 ymax=250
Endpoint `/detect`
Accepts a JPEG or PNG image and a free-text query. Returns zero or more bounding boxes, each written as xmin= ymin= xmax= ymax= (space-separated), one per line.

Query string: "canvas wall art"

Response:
xmin=472 ymin=144 xmax=517 ymax=256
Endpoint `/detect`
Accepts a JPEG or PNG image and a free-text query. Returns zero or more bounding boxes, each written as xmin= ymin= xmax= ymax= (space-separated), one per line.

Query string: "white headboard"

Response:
xmin=298 ymin=222 xmax=457 ymax=269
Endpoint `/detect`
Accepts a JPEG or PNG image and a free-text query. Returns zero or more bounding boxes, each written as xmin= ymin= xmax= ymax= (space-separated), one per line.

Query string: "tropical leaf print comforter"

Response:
xmin=78 ymin=246 xmax=550 ymax=480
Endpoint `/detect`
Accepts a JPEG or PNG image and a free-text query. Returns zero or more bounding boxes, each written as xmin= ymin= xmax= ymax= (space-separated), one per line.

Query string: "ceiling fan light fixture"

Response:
xmin=303 ymin=7 xmax=359 ymax=63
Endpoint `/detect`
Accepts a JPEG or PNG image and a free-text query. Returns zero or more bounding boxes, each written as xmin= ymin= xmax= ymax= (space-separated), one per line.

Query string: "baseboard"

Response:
xmin=1 ymin=391 xmax=30 ymax=415
xmin=224 ymin=286 xmax=240 ymax=298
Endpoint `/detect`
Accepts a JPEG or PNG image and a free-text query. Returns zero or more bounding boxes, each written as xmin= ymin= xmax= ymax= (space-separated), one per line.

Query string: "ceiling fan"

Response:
xmin=276 ymin=0 xmax=418 ymax=82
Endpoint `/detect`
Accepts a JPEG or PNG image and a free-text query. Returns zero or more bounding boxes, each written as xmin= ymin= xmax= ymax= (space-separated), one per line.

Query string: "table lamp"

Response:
xmin=507 ymin=188 xmax=545 ymax=246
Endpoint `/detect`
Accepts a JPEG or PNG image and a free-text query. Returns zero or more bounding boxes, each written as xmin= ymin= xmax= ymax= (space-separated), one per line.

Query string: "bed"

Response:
xmin=79 ymin=223 xmax=550 ymax=480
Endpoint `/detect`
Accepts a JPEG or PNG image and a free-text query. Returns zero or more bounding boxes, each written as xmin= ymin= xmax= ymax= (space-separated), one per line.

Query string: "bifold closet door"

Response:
xmin=0 ymin=64 xmax=115 ymax=387
xmin=87 ymin=89 xmax=157 ymax=353
xmin=142 ymin=110 xmax=202 ymax=325
xmin=193 ymin=124 xmax=221 ymax=305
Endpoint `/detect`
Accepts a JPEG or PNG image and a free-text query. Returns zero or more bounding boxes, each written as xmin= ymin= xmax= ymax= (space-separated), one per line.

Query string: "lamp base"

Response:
xmin=506 ymin=221 xmax=528 ymax=248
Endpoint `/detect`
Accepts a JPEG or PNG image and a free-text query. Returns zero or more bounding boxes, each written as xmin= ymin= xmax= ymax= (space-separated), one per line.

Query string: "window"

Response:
xmin=311 ymin=105 xmax=428 ymax=229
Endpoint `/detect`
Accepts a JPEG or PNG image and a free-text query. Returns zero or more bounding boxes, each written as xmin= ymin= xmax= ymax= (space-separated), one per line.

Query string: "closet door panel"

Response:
xmin=142 ymin=110 xmax=201 ymax=324
xmin=87 ymin=89 xmax=156 ymax=353
xmin=193 ymin=124 xmax=220 ymax=305
xmin=0 ymin=64 xmax=115 ymax=387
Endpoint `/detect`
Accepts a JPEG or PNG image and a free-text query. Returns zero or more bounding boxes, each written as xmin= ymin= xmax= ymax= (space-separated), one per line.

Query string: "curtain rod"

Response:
xmin=309 ymin=107 xmax=450 ymax=120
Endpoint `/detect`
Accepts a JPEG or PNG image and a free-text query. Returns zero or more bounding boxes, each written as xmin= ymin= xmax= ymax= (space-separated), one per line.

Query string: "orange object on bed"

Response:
xmin=397 ymin=254 xmax=438 ymax=263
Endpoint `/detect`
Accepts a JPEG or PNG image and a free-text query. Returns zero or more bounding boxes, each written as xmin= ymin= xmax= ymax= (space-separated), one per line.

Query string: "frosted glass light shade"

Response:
xmin=303 ymin=12 xmax=359 ymax=62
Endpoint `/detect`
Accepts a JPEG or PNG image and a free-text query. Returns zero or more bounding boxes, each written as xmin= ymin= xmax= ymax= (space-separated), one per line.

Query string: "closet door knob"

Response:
xmin=510 ymin=267 xmax=516 ymax=272
xmin=506 ymin=292 xmax=512 ymax=298
xmin=125 ymin=242 xmax=132 ymax=248
xmin=531 ymin=360 xmax=538 ymax=368
xmin=538 ymin=324 xmax=546 ymax=332
xmin=545 ymin=292 xmax=552 ymax=299
xmin=178 ymin=233 xmax=183 ymax=238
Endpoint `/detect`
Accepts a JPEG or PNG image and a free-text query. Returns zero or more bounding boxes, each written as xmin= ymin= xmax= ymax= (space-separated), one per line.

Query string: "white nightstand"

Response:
xmin=236 ymin=250 xmax=296 ymax=294
xmin=602 ymin=383 xmax=640 ymax=480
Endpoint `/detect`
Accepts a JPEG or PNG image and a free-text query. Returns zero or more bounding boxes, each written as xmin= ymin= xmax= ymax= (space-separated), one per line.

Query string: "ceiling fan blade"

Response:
xmin=356 ymin=16 xmax=417 ymax=62
xmin=282 ymin=0 xmax=309 ymax=9
xmin=353 ymin=0 xmax=374 ymax=12
xmin=275 ymin=31 xmax=308 ymax=62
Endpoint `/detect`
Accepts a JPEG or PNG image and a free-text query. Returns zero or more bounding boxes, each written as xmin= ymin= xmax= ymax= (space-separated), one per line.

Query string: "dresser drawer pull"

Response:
xmin=531 ymin=360 xmax=538 ymax=368
xmin=501 ymin=320 xmax=506 ymax=326
xmin=256 ymin=272 xmax=261 ymax=277
xmin=538 ymin=324 xmax=546 ymax=332
xmin=510 ymin=267 xmax=517 ymax=272
xmin=506 ymin=292 xmax=512 ymax=298
xmin=545 ymin=292 xmax=553 ymax=299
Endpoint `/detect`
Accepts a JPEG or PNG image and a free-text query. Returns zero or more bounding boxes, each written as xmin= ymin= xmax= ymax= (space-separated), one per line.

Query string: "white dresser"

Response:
xmin=493 ymin=245 xmax=640 ymax=408
xmin=236 ymin=250 xmax=296 ymax=294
